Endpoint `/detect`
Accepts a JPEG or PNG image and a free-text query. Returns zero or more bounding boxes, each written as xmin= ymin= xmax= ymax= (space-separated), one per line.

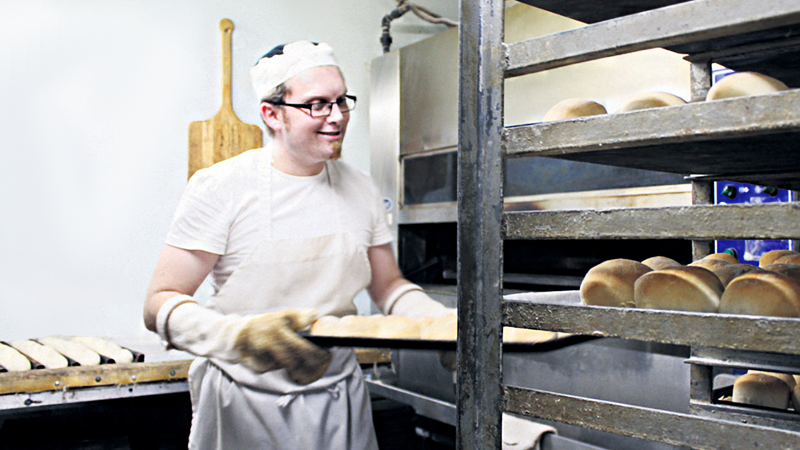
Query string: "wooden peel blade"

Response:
xmin=188 ymin=18 xmax=262 ymax=179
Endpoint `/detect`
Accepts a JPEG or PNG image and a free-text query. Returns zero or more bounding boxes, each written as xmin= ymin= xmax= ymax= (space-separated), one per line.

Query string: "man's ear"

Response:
xmin=260 ymin=102 xmax=282 ymax=133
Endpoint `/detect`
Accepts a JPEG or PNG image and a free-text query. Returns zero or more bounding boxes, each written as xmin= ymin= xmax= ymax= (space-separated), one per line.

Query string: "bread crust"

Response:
xmin=719 ymin=272 xmax=800 ymax=317
xmin=641 ymin=256 xmax=681 ymax=270
xmin=616 ymin=92 xmax=686 ymax=113
xmin=706 ymin=72 xmax=788 ymax=101
xmin=733 ymin=372 xmax=791 ymax=409
xmin=580 ymin=259 xmax=652 ymax=307
xmin=543 ymin=98 xmax=607 ymax=122
xmin=634 ymin=266 xmax=723 ymax=312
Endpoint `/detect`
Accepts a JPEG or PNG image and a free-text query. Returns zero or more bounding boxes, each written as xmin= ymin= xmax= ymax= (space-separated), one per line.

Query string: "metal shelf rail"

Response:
xmin=457 ymin=0 xmax=800 ymax=449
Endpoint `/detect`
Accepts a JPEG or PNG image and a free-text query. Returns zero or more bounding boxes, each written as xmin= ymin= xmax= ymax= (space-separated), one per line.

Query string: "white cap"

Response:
xmin=250 ymin=40 xmax=340 ymax=101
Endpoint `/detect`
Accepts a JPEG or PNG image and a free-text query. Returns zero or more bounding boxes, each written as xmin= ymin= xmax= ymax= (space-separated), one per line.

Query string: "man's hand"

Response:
xmin=235 ymin=308 xmax=332 ymax=385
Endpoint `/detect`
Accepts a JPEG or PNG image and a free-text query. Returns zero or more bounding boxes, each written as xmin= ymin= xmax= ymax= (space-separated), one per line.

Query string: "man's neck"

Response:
xmin=271 ymin=143 xmax=325 ymax=176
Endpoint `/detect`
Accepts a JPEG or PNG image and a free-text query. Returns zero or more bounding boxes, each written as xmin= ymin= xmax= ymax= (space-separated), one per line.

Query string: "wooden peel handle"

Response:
xmin=220 ymin=19 xmax=234 ymax=110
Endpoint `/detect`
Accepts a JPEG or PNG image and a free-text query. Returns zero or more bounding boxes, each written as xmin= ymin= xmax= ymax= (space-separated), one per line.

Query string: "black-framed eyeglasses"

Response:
xmin=266 ymin=94 xmax=356 ymax=118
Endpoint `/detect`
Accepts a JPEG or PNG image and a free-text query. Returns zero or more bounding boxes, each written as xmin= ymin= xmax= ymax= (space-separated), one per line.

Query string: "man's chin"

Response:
xmin=330 ymin=141 xmax=342 ymax=161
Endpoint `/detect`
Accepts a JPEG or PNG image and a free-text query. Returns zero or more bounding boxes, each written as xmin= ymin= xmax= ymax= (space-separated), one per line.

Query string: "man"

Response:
xmin=144 ymin=40 xmax=451 ymax=449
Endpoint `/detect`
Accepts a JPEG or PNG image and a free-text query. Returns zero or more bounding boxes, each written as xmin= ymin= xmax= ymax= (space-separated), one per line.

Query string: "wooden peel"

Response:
xmin=188 ymin=19 xmax=262 ymax=179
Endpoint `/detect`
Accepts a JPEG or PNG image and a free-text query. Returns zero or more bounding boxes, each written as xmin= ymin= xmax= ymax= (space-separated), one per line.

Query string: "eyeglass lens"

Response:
xmin=310 ymin=97 xmax=356 ymax=117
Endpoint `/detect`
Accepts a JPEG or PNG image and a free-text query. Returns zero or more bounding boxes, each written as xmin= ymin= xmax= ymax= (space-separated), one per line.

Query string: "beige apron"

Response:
xmin=188 ymin=146 xmax=378 ymax=450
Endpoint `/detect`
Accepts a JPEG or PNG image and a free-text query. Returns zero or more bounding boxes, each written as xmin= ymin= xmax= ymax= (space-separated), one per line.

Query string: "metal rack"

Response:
xmin=456 ymin=0 xmax=800 ymax=448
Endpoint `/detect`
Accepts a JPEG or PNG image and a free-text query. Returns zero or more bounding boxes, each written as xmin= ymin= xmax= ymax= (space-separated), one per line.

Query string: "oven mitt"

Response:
xmin=161 ymin=301 xmax=332 ymax=385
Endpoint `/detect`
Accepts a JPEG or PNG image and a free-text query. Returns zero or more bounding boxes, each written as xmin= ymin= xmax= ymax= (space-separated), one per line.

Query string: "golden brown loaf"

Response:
xmin=420 ymin=313 xmax=458 ymax=341
xmin=759 ymin=250 xmax=799 ymax=268
xmin=764 ymin=263 xmax=800 ymax=285
xmin=733 ymin=372 xmax=791 ymax=409
xmin=689 ymin=258 xmax=732 ymax=279
xmin=714 ymin=264 xmax=763 ymax=288
xmin=793 ymin=383 xmax=800 ymax=411
xmin=634 ymin=265 xmax=723 ymax=312
xmin=748 ymin=370 xmax=797 ymax=390
xmin=641 ymin=256 xmax=681 ymax=270
xmin=703 ymin=252 xmax=739 ymax=264
xmin=774 ymin=253 xmax=800 ymax=266
xmin=706 ymin=72 xmax=789 ymax=101
xmin=719 ymin=272 xmax=800 ymax=317
xmin=543 ymin=98 xmax=607 ymax=122
xmin=616 ymin=92 xmax=686 ymax=113
xmin=580 ymin=259 xmax=652 ymax=307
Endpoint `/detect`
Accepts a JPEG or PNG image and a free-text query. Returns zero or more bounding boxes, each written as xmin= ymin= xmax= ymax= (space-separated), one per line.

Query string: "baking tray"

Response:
xmin=302 ymin=332 xmax=598 ymax=352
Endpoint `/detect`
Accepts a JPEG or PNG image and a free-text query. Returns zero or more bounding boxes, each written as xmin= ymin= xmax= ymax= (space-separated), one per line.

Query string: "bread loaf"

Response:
xmin=641 ymin=256 xmax=681 ymax=270
xmin=689 ymin=258 xmax=732 ymax=279
xmin=72 ymin=337 xmax=134 ymax=364
xmin=733 ymin=372 xmax=791 ymax=409
xmin=543 ymin=99 xmax=607 ymax=122
xmin=634 ymin=266 xmax=723 ymax=312
xmin=375 ymin=316 xmax=421 ymax=339
xmin=420 ymin=313 xmax=457 ymax=341
xmin=774 ymin=253 xmax=800 ymax=266
xmin=706 ymin=72 xmax=789 ymax=101
xmin=503 ymin=327 xmax=557 ymax=344
xmin=748 ymin=370 xmax=797 ymax=390
xmin=703 ymin=252 xmax=739 ymax=264
xmin=714 ymin=264 xmax=763 ymax=288
xmin=616 ymin=92 xmax=686 ymax=113
xmin=10 ymin=340 xmax=68 ymax=369
xmin=793 ymin=382 xmax=800 ymax=411
xmin=759 ymin=249 xmax=798 ymax=268
xmin=763 ymin=264 xmax=800 ymax=284
xmin=719 ymin=272 xmax=800 ymax=317
xmin=0 ymin=343 xmax=31 ymax=372
xmin=39 ymin=337 xmax=101 ymax=366
xmin=580 ymin=259 xmax=652 ymax=307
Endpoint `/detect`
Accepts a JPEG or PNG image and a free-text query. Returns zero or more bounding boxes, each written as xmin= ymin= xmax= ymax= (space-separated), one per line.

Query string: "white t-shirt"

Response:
xmin=166 ymin=146 xmax=393 ymax=293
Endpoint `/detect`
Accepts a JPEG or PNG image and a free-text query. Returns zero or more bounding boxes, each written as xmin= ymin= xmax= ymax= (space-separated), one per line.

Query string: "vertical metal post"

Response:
xmin=689 ymin=59 xmax=715 ymax=260
xmin=457 ymin=0 xmax=505 ymax=449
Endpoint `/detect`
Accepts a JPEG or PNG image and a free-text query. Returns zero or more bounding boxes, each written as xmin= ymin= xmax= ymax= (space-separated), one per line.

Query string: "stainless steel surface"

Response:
xmin=369 ymin=51 xmax=400 ymax=245
xmin=505 ymin=1 xmax=800 ymax=77
xmin=504 ymin=202 xmax=800 ymax=241
xmin=457 ymin=0 xmax=505 ymax=448
xmin=504 ymin=386 xmax=800 ymax=450
xmin=366 ymin=380 xmax=457 ymax=426
xmin=504 ymin=291 xmax=800 ymax=355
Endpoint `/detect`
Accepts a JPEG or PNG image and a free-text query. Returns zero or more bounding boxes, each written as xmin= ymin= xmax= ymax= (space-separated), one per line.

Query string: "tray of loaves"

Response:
xmin=0 ymin=336 xmax=144 ymax=373
xmin=304 ymin=313 xmax=597 ymax=352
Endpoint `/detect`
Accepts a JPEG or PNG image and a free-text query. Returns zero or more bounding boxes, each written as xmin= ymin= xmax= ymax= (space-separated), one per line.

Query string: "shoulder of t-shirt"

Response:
xmin=187 ymin=148 xmax=263 ymax=193
xmin=329 ymin=159 xmax=376 ymax=188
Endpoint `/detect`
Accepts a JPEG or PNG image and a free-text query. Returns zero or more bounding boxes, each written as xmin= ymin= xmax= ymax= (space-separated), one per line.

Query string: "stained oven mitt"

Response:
xmin=158 ymin=298 xmax=332 ymax=385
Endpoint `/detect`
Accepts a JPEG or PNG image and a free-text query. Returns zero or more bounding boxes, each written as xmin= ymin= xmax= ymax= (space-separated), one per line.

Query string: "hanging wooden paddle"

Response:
xmin=188 ymin=19 xmax=262 ymax=179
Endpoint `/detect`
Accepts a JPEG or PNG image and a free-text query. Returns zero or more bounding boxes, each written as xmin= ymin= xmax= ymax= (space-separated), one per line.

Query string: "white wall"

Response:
xmin=0 ymin=0 xmax=459 ymax=341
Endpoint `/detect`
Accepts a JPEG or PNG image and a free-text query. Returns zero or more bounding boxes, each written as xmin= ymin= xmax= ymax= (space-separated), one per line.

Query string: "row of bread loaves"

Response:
xmin=309 ymin=313 xmax=557 ymax=344
xmin=0 ymin=337 xmax=135 ymax=372
xmin=542 ymin=72 xmax=787 ymax=123
xmin=580 ymin=249 xmax=800 ymax=317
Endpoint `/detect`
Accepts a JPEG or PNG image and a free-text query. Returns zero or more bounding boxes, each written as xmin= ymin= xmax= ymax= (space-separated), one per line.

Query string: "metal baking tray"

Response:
xmin=302 ymin=332 xmax=598 ymax=352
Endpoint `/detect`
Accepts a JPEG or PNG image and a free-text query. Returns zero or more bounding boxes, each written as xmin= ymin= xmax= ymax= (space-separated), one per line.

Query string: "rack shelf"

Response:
xmin=458 ymin=0 xmax=800 ymax=448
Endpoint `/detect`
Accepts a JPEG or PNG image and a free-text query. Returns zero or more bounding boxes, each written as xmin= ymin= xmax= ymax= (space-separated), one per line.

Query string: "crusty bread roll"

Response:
xmin=309 ymin=315 xmax=341 ymax=336
xmin=580 ymin=259 xmax=652 ymax=307
xmin=759 ymin=250 xmax=798 ymax=268
xmin=39 ymin=337 xmax=101 ymax=366
xmin=543 ymin=98 xmax=607 ymax=122
xmin=0 ymin=343 xmax=31 ymax=371
xmin=748 ymin=370 xmax=796 ymax=390
xmin=420 ymin=313 xmax=457 ymax=341
xmin=503 ymin=327 xmax=557 ymax=344
xmin=733 ymin=372 xmax=791 ymax=409
xmin=714 ymin=264 xmax=763 ymax=288
xmin=793 ymin=382 xmax=800 ymax=411
xmin=703 ymin=252 xmax=739 ymax=264
xmin=616 ymin=92 xmax=686 ymax=113
xmin=634 ymin=265 xmax=723 ymax=312
xmin=706 ymin=72 xmax=789 ymax=101
xmin=641 ymin=256 xmax=681 ymax=270
xmin=774 ymin=253 xmax=800 ymax=266
xmin=10 ymin=340 xmax=68 ymax=369
xmin=72 ymin=337 xmax=134 ymax=364
xmin=376 ymin=316 xmax=421 ymax=339
xmin=763 ymin=264 xmax=800 ymax=284
xmin=689 ymin=258 xmax=732 ymax=278
xmin=719 ymin=272 xmax=800 ymax=317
